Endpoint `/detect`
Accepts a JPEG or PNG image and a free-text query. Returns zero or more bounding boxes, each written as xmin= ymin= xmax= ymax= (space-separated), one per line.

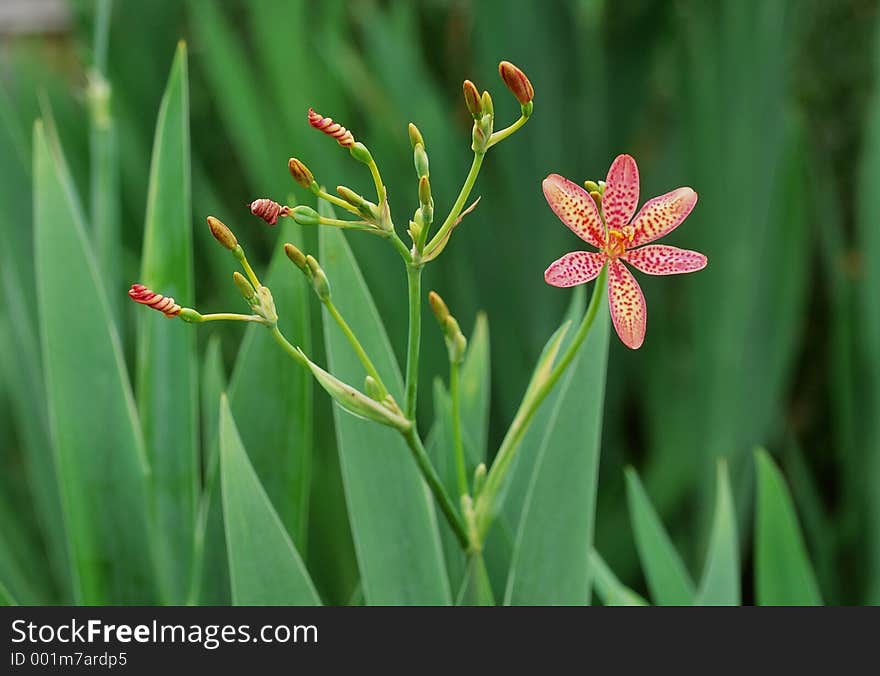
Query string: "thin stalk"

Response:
xmin=233 ymin=247 xmax=261 ymax=288
xmin=402 ymin=426 xmax=469 ymax=550
xmin=324 ymin=298 xmax=390 ymax=398
xmin=404 ymin=264 xmax=422 ymax=419
xmin=313 ymin=188 xmax=363 ymax=217
xmin=425 ymin=152 xmax=484 ymax=253
xmin=198 ymin=313 xmax=264 ymax=323
xmin=476 ymin=266 xmax=608 ymax=540
xmin=450 ymin=360 xmax=468 ymax=497
xmin=270 ymin=326 xmax=308 ymax=366
xmin=367 ymin=158 xmax=386 ymax=203
xmin=487 ymin=114 xmax=528 ymax=148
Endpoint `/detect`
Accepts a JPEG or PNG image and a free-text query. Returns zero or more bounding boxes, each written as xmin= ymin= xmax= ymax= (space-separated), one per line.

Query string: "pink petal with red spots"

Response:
xmin=623 ymin=245 xmax=707 ymax=275
xmin=608 ymin=260 xmax=646 ymax=350
xmin=542 ymin=174 xmax=605 ymax=249
xmin=544 ymin=251 xmax=606 ymax=288
xmin=629 ymin=187 xmax=697 ymax=247
xmin=602 ymin=154 xmax=640 ymax=229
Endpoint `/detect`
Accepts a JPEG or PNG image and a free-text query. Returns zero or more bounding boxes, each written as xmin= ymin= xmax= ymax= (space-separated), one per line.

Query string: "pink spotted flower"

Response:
xmin=543 ymin=154 xmax=706 ymax=349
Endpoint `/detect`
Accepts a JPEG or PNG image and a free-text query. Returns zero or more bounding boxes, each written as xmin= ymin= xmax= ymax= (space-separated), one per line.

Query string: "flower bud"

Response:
xmin=498 ymin=60 xmax=534 ymax=105
xmin=284 ymin=242 xmax=309 ymax=273
xmin=306 ymin=254 xmax=331 ymax=301
xmin=290 ymin=205 xmax=321 ymax=226
xmin=414 ymin=143 xmax=429 ymax=178
xmin=472 ymin=463 xmax=487 ymax=498
xmin=364 ymin=375 xmax=383 ymax=402
xmin=128 ymin=283 xmax=183 ymax=318
xmin=348 ymin=142 xmax=373 ymax=165
xmin=428 ymin=290 xmax=450 ymax=325
xmin=336 ymin=185 xmax=367 ymax=208
xmin=480 ymin=91 xmax=494 ymax=118
xmin=408 ymin=122 xmax=424 ymax=149
xmin=207 ymin=216 xmax=237 ymax=250
xmin=418 ymin=176 xmax=433 ymax=222
xmin=232 ymin=271 xmax=256 ymax=302
xmin=589 ymin=190 xmax=602 ymax=210
xmin=288 ymin=157 xmax=315 ymax=189
xmin=583 ymin=180 xmax=601 ymax=193
xmin=463 ymin=79 xmax=482 ymax=119
xmin=446 ymin=315 xmax=467 ymax=363
xmin=308 ymin=107 xmax=354 ymax=147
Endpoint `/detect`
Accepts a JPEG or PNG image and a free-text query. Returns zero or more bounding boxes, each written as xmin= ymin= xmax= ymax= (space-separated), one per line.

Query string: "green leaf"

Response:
xmin=456 ymin=553 xmax=495 ymax=606
xmin=136 ymin=42 xmax=197 ymax=604
xmin=459 ymin=313 xmax=490 ymax=464
xmin=0 ymin=577 xmax=16 ymax=606
xmin=695 ymin=460 xmax=740 ymax=605
xmin=589 ymin=550 xmax=649 ymax=606
xmin=228 ymin=219 xmax=312 ymax=551
xmin=219 ymin=396 xmax=320 ymax=606
xmin=625 ymin=467 xmax=696 ymax=606
xmin=505 ymin=286 xmax=609 ymax=605
xmin=754 ymin=448 xmax=822 ymax=606
xmin=319 ymin=226 xmax=450 ymax=604
xmin=190 ymin=336 xmax=229 ymax=605
xmin=33 ymin=119 xmax=156 ymax=603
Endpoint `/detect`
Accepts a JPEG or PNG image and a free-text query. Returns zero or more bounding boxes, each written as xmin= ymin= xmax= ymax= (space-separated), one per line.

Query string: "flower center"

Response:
xmin=604 ymin=226 xmax=634 ymax=259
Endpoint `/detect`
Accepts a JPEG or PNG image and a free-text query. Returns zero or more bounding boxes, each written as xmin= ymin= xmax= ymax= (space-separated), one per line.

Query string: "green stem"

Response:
xmin=450 ymin=360 xmax=468 ymax=498
xmin=487 ymin=113 xmax=528 ymax=148
xmin=367 ymin=158 xmax=386 ymax=203
xmin=387 ymin=231 xmax=412 ymax=262
xmin=313 ymin=188 xmax=363 ymax=217
xmin=233 ymin=246 xmax=261 ymax=289
xmin=324 ymin=299 xmax=390 ymax=398
xmin=476 ymin=266 xmax=608 ymax=540
xmin=404 ymin=264 xmax=422 ymax=419
xmin=424 ymin=152 xmax=485 ymax=254
xmin=402 ymin=426 xmax=469 ymax=550
xmin=198 ymin=312 xmax=264 ymax=323
xmin=270 ymin=326 xmax=308 ymax=366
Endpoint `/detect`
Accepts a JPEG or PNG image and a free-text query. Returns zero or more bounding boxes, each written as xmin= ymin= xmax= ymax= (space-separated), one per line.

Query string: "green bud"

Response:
xmin=364 ymin=375 xmax=384 ymax=401
xmin=445 ymin=315 xmax=467 ymax=363
xmin=349 ymin=142 xmax=373 ymax=165
xmin=306 ymin=254 xmax=331 ymax=301
xmin=408 ymin=122 xmax=424 ymax=149
xmin=284 ymin=242 xmax=309 ymax=274
xmin=480 ymin=90 xmax=494 ymax=117
xmin=178 ymin=308 xmax=203 ymax=323
xmin=583 ymin=180 xmax=601 ymax=193
xmin=414 ymin=143 xmax=430 ymax=178
xmin=409 ymin=215 xmax=423 ymax=244
xmin=589 ymin=190 xmax=602 ymax=210
xmin=337 ymin=185 xmax=366 ymax=208
xmin=472 ymin=463 xmax=487 ymax=498
xmin=418 ymin=176 xmax=433 ymax=223
xmin=233 ymin=271 xmax=256 ymax=302
xmin=291 ymin=205 xmax=320 ymax=226
xmin=428 ymin=290 xmax=450 ymax=325
xmin=302 ymin=356 xmax=411 ymax=431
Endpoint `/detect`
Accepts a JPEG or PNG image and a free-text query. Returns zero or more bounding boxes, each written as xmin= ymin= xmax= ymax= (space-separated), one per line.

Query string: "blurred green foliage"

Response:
xmin=1 ymin=0 xmax=879 ymax=604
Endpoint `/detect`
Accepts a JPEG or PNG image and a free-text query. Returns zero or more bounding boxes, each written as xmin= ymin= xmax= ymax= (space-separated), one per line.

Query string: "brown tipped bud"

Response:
xmin=498 ymin=60 xmax=534 ymax=105
xmin=284 ymin=242 xmax=309 ymax=272
xmin=288 ymin=158 xmax=314 ymax=188
xmin=463 ymin=79 xmax=482 ymax=118
xmin=336 ymin=185 xmax=366 ymax=208
xmin=233 ymin=271 xmax=256 ymax=301
xmin=248 ymin=198 xmax=288 ymax=226
xmin=308 ymin=107 xmax=354 ymax=147
xmin=128 ymin=283 xmax=182 ymax=318
xmin=408 ymin=123 xmax=424 ymax=149
xmin=207 ymin=216 xmax=237 ymax=250
xmin=428 ymin=290 xmax=450 ymax=325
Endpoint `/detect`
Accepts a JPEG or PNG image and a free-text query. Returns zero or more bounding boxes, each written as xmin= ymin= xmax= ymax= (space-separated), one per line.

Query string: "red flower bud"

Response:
xmin=498 ymin=61 xmax=534 ymax=105
xmin=128 ymin=284 xmax=182 ymax=318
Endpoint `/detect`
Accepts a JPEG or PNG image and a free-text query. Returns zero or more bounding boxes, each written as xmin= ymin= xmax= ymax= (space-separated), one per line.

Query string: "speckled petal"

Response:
xmin=624 ymin=245 xmax=707 ymax=275
xmin=608 ymin=260 xmax=646 ymax=350
xmin=602 ymin=154 xmax=640 ymax=229
xmin=544 ymin=251 xmax=606 ymax=288
xmin=629 ymin=187 xmax=697 ymax=247
xmin=542 ymin=174 xmax=605 ymax=249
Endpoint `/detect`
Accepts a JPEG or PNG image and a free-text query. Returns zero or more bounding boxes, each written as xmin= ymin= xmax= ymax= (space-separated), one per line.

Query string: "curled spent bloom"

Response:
xmin=498 ymin=60 xmax=534 ymax=105
xmin=248 ymin=198 xmax=289 ymax=226
xmin=543 ymin=154 xmax=706 ymax=349
xmin=128 ymin=284 xmax=182 ymax=318
xmin=308 ymin=108 xmax=354 ymax=147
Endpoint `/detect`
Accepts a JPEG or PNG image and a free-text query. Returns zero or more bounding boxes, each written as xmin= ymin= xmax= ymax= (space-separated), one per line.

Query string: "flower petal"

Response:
xmin=602 ymin=154 xmax=640 ymax=229
xmin=608 ymin=260 xmax=646 ymax=350
xmin=629 ymin=187 xmax=697 ymax=247
xmin=623 ymin=245 xmax=707 ymax=275
xmin=544 ymin=251 xmax=606 ymax=288
xmin=542 ymin=174 xmax=605 ymax=249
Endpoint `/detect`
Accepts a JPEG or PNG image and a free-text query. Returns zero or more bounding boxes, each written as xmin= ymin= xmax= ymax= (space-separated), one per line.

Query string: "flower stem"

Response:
xmin=487 ymin=113 xmax=528 ymax=148
xmin=233 ymin=246 xmax=261 ymax=289
xmin=367 ymin=157 xmax=386 ymax=204
xmin=402 ymin=425 xmax=469 ymax=550
xmin=269 ymin=325 xmax=308 ymax=366
xmin=450 ymin=359 xmax=468 ymax=498
xmin=424 ymin=151 xmax=484 ymax=255
xmin=198 ymin=312 xmax=264 ymax=323
xmin=475 ymin=266 xmax=608 ymax=540
xmin=404 ymin=264 xmax=422 ymax=419
xmin=324 ymin=298 xmax=390 ymax=399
